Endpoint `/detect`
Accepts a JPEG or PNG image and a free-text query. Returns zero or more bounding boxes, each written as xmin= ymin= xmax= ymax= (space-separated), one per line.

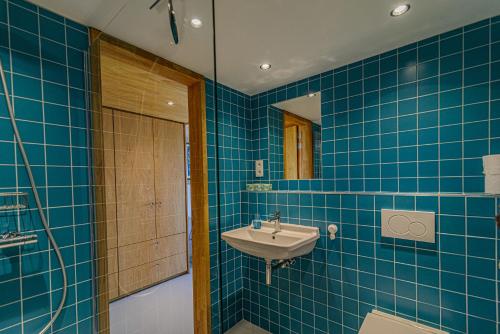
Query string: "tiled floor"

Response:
xmin=225 ymin=320 xmax=270 ymax=334
xmin=110 ymin=273 xmax=194 ymax=334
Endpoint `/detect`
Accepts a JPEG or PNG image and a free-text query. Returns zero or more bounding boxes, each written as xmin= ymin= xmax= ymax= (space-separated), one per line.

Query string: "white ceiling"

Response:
xmin=30 ymin=0 xmax=500 ymax=95
xmin=274 ymin=94 xmax=322 ymax=125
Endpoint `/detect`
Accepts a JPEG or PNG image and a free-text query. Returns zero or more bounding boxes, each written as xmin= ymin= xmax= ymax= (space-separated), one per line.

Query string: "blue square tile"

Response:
xmin=464 ymin=26 xmax=489 ymax=49
xmin=11 ymin=50 xmax=40 ymax=78
xmin=13 ymin=74 xmax=41 ymax=100
xmin=40 ymin=16 xmax=65 ymax=44
xmin=0 ymin=0 xmax=6 ymax=24
xmin=440 ymin=34 xmax=463 ymax=56
xmin=440 ymin=89 xmax=462 ymax=108
xmin=398 ymin=49 xmax=417 ymax=68
xmin=464 ymin=45 xmax=490 ymax=67
xmin=468 ymin=296 xmax=496 ymax=320
xmin=8 ymin=2 xmax=38 ymax=34
xmin=398 ymin=66 xmax=416 ymax=84
xmin=464 ymin=64 xmax=489 ymax=86
xmin=440 ymin=53 xmax=462 ymax=74
xmin=417 ymin=59 xmax=438 ymax=79
xmin=464 ymin=83 xmax=489 ymax=103
xmin=440 ymin=71 xmax=462 ymax=91
xmin=468 ymin=316 xmax=496 ymax=334
xmin=10 ymin=26 xmax=39 ymax=56
xmin=418 ymin=42 xmax=438 ymax=62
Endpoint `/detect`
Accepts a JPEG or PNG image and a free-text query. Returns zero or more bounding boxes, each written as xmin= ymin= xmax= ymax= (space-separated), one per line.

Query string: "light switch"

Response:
xmin=381 ymin=209 xmax=435 ymax=243
xmin=255 ymin=160 xmax=264 ymax=177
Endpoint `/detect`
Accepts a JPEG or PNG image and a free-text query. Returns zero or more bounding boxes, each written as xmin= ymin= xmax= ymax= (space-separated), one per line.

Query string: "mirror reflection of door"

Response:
xmin=273 ymin=92 xmax=322 ymax=180
xmin=284 ymin=112 xmax=313 ymax=179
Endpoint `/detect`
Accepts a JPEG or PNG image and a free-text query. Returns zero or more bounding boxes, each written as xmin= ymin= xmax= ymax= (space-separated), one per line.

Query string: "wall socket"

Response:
xmin=255 ymin=160 xmax=264 ymax=177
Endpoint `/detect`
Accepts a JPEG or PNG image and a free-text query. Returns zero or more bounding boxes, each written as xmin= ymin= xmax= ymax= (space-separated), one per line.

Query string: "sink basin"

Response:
xmin=221 ymin=221 xmax=319 ymax=261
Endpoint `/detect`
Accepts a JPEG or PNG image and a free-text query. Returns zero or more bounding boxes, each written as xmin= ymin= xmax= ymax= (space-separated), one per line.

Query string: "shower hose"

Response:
xmin=0 ymin=59 xmax=68 ymax=334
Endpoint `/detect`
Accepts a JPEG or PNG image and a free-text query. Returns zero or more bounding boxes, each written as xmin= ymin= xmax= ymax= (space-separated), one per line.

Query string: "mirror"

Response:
xmin=269 ymin=93 xmax=322 ymax=180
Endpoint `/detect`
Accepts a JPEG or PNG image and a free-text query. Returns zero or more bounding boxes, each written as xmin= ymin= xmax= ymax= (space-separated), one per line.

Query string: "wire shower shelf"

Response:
xmin=0 ymin=192 xmax=37 ymax=249
xmin=0 ymin=192 xmax=28 ymax=211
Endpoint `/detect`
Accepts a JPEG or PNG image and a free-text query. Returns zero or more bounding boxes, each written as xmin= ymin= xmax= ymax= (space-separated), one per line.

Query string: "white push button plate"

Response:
xmin=381 ymin=209 xmax=435 ymax=243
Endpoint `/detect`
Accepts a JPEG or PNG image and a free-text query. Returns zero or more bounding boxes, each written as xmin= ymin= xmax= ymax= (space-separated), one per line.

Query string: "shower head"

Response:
xmin=150 ymin=0 xmax=179 ymax=44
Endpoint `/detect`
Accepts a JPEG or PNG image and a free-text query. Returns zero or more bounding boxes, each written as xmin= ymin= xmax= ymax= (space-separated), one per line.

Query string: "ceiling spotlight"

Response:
xmin=167 ymin=101 xmax=175 ymax=106
xmin=190 ymin=18 xmax=202 ymax=28
xmin=260 ymin=63 xmax=271 ymax=70
xmin=390 ymin=4 xmax=410 ymax=16
xmin=308 ymin=93 xmax=317 ymax=97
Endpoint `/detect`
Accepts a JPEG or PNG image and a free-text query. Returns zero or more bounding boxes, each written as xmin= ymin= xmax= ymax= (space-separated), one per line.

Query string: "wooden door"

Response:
xmin=113 ymin=111 xmax=157 ymax=247
xmin=298 ymin=123 xmax=313 ymax=179
xmin=283 ymin=112 xmax=313 ymax=179
xmin=153 ymin=118 xmax=188 ymax=277
xmin=103 ymin=107 xmax=120 ymax=300
xmin=284 ymin=125 xmax=298 ymax=179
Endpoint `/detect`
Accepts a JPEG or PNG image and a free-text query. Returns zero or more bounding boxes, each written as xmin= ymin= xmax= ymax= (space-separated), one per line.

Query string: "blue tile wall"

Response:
xmin=241 ymin=191 xmax=499 ymax=334
xmin=230 ymin=15 xmax=500 ymax=334
xmin=268 ymin=106 xmax=284 ymax=181
xmin=206 ymin=80 xmax=253 ymax=332
xmin=250 ymin=16 xmax=500 ymax=194
xmin=313 ymin=123 xmax=321 ymax=179
xmin=251 ymin=97 xmax=271 ymax=181
xmin=0 ymin=1 xmax=92 ymax=333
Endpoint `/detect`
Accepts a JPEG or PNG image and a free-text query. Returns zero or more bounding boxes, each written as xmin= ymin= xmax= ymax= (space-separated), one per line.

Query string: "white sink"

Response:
xmin=221 ymin=221 xmax=320 ymax=261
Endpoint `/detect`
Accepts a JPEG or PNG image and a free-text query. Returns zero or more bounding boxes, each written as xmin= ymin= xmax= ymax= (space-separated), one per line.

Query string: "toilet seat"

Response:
xmin=359 ymin=310 xmax=448 ymax=334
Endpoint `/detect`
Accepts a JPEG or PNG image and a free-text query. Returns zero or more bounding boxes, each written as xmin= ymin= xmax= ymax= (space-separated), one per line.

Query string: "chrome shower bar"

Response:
xmin=0 ymin=232 xmax=38 ymax=249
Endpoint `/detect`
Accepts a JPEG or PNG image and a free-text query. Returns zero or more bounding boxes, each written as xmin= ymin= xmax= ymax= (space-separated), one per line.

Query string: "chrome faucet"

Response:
xmin=269 ymin=210 xmax=281 ymax=234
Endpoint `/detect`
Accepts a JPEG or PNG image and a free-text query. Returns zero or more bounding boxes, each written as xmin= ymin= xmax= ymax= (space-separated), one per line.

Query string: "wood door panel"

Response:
xmin=108 ymin=248 xmax=118 ymax=274
xmin=118 ymin=262 xmax=159 ymax=296
xmin=283 ymin=112 xmax=313 ymax=179
xmin=284 ymin=125 xmax=298 ymax=179
xmin=298 ymin=123 xmax=313 ymax=179
xmin=115 ymin=197 xmax=156 ymax=246
xmin=105 ymin=169 xmax=117 ymax=249
xmin=100 ymin=41 xmax=189 ymax=124
xmin=108 ymin=273 xmax=119 ymax=300
xmin=103 ymin=108 xmax=118 ymax=250
xmin=118 ymin=234 xmax=187 ymax=271
xmin=113 ymin=111 xmax=157 ymax=247
xmin=153 ymin=119 xmax=187 ymax=240
xmin=156 ymin=233 xmax=187 ymax=259
xmin=108 ymin=246 xmax=119 ymax=300
xmin=118 ymin=254 xmax=186 ymax=297
xmin=157 ymin=213 xmax=186 ymax=238
xmin=118 ymin=240 xmax=156 ymax=271
xmin=158 ymin=253 xmax=187 ymax=281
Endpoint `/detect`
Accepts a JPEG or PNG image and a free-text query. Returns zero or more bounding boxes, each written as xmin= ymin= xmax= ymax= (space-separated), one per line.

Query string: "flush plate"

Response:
xmin=381 ymin=209 xmax=435 ymax=243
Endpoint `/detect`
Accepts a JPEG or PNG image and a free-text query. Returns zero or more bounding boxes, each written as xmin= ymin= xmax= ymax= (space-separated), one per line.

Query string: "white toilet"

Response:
xmin=359 ymin=310 xmax=448 ymax=334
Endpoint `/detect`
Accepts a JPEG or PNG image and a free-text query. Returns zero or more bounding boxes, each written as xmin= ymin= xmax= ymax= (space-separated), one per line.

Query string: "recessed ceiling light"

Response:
xmin=308 ymin=93 xmax=316 ymax=97
xmin=390 ymin=4 xmax=410 ymax=16
xmin=190 ymin=18 xmax=202 ymax=28
xmin=260 ymin=63 xmax=271 ymax=70
xmin=167 ymin=101 xmax=175 ymax=106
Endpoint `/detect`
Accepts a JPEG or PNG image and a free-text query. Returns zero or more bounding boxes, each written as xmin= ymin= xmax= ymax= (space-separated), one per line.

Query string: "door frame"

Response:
xmin=89 ymin=29 xmax=211 ymax=334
